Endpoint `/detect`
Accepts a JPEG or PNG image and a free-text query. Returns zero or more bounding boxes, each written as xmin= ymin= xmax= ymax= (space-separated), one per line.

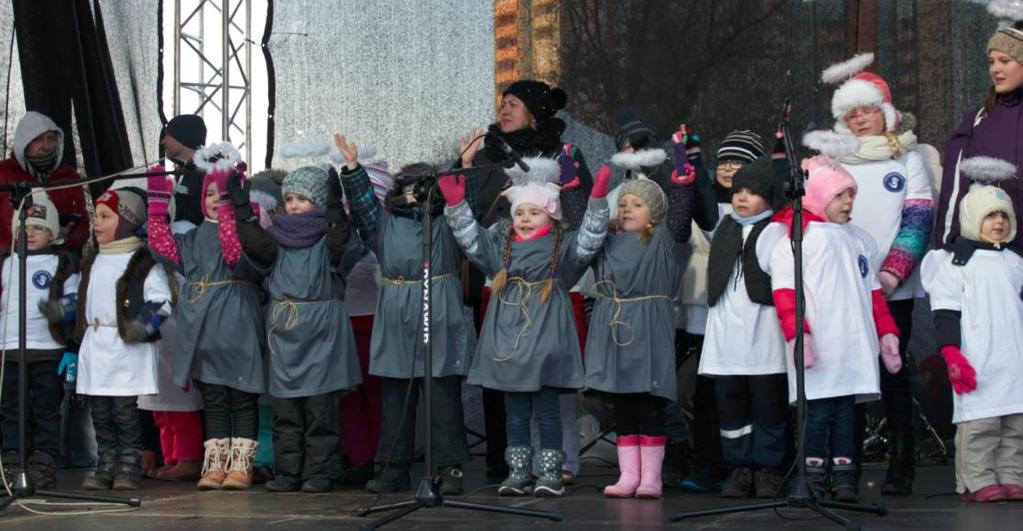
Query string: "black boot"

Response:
xmin=364 ymin=462 xmax=411 ymax=493
xmin=804 ymin=461 xmax=828 ymax=500
xmin=112 ymin=449 xmax=143 ymax=491
xmin=720 ymin=467 xmax=754 ymax=498
xmin=27 ymin=451 xmax=58 ymax=490
xmin=881 ymin=432 xmax=915 ymax=496
xmin=265 ymin=475 xmax=303 ymax=492
xmin=82 ymin=450 xmax=117 ymax=490
xmin=832 ymin=462 xmax=859 ymax=503
xmin=661 ymin=441 xmax=691 ymax=488
xmin=438 ymin=465 xmax=464 ymax=496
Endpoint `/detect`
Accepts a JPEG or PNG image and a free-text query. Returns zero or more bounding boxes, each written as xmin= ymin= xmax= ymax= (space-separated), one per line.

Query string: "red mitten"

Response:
xmin=786 ymin=333 xmax=816 ymax=369
xmin=879 ymin=334 xmax=902 ymax=374
xmin=940 ymin=345 xmax=977 ymax=394
xmin=147 ymin=164 xmax=173 ymax=218
xmin=437 ymin=173 xmax=466 ymax=206
xmin=560 ymin=144 xmax=581 ymax=190
xmin=211 ymin=169 xmax=233 ymax=204
xmin=591 ymin=165 xmax=611 ymax=199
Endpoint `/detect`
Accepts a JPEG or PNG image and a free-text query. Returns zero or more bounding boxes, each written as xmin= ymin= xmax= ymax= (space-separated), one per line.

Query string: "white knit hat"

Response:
xmin=502 ymin=156 xmax=563 ymax=220
xmin=957 ymin=156 xmax=1018 ymax=242
xmin=12 ymin=192 xmax=62 ymax=245
xmin=823 ymin=53 xmax=900 ymax=134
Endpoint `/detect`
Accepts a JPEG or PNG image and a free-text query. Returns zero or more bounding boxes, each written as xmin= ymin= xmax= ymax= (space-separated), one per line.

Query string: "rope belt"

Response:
xmin=184 ymin=274 xmax=246 ymax=304
xmin=493 ymin=276 xmax=558 ymax=362
xmin=593 ymin=279 xmax=672 ymax=346
xmin=381 ymin=272 xmax=456 ymax=285
xmin=267 ymin=298 xmax=338 ymax=356
xmin=90 ymin=319 xmax=118 ymax=331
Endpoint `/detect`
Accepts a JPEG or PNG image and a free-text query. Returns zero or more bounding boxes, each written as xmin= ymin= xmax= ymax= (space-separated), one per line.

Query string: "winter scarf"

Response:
xmin=269 ymin=208 xmax=327 ymax=249
xmin=838 ymin=130 xmax=918 ymax=165
xmin=483 ymin=120 xmax=565 ymax=161
xmin=730 ymin=209 xmax=774 ymax=226
xmin=99 ymin=236 xmax=143 ymax=255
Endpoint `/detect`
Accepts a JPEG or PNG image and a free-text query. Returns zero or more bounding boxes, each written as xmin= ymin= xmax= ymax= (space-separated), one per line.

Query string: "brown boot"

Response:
xmin=221 ymin=438 xmax=259 ymax=490
xmin=146 ymin=462 xmax=176 ymax=480
xmin=158 ymin=459 xmax=202 ymax=481
xmin=197 ymin=438 xmax=230 ymax=490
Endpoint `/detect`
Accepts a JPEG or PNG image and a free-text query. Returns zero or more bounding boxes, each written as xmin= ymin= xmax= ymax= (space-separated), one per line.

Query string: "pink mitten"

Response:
xmin=786 ymin=333 xmax=816 ymax=369
xmin=940 ymin=345 xmax=977 ymax=394
xmin=879 ymin=334 xmax=902 ymax=374
xmin=591 ymin=165 xmax=612 ymax=199
xmin=671 ymin=162 xmax=696 ymax=185
xmin=437 ymin=173 xmax=466 ymax=206
xmin=147 ymin=164 xmax=173 ymax=218
xmin=211 ymin=169 xmax=233 ymax=203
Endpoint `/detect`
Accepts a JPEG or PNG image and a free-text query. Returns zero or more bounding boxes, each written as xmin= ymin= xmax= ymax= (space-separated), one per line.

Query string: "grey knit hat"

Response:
xmin=618 ymin=177 xmax=667 ymax=223
xmin=282 ymin=165 xmax=330 ymax=207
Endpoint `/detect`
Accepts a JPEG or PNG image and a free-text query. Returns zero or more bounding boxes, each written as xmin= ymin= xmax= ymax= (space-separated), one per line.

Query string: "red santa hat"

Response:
xmin=822 ymin=53 xmax=900 ymax=134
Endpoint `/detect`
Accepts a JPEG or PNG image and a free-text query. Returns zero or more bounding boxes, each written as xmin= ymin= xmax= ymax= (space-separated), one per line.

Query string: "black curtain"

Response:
xmin=13 ymin=0 xmax=132 ymax=195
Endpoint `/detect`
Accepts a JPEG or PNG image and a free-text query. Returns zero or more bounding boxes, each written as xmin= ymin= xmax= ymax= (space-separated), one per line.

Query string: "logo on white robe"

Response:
xmin=882 ymin=172 xmax=905 ymax=193
xmin=32 ymin=270 xmax=52 ymax=289
xmin=857 ymin=255 xmax=869 ymax=278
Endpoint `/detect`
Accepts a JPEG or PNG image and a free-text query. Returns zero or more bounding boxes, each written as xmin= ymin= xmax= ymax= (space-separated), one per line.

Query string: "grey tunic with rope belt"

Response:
xmin=158 ymin=222 xmax=267 ymax=393
xmin=363 ymin=209 xmax=476 ymax=378
xmin=445 ymin=198 xmax=608 ymax=393
xmin=585 ymin=224 xmax=689 ymax=401
xmin=264 ymin=237 xmax=362 ymax=398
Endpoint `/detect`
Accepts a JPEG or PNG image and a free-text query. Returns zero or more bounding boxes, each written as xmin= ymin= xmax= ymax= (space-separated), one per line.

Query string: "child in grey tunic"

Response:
xmin=334 ymin=133 xmax=476 ymax=495
xmin=592 ymin=165 xmax=695 ymax=500
xmin=226 ymin=164 xmax=361 ymax=494
xmin=439 ymin=161 xmax=611 ymax=497
xmin=147 ymin=147 xmax=266 ymax=491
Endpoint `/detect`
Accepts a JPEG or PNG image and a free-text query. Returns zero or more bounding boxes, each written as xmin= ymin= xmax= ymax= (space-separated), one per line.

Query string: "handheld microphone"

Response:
xmin=486 ymin=132 xmax=530 ymax=172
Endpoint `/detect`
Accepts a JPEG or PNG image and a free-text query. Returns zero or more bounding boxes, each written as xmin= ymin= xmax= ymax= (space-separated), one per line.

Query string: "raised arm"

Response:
xmin=227 ymin=171 xmax=278 ymax=268
xmin=334 ymin=132 xmax=382 ymax=238
xmin=146 ymin=164 xmax=182 ymax=271
xmin=665 ymin=157 xmax=696 ymax=243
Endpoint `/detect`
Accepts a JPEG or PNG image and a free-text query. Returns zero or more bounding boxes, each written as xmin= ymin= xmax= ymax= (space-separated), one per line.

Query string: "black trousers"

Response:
xmin=1 ymin=361 xmax=62 ymax=458
xmin=856 ymin=298 xmax=916 ymax=474
xmin=715 ymin=373 xmax=789 ymax=469
xmin=89 ymin=395 xmax=143 ymax=454
xmin=196 ymin=381 xmax=259 ymax=439
xmin=681 ymin=332 xmax=728 ymax=479
xmin=376 ymin=376 xmax=469 ymax=469
xmin=272 ymin=391 xmax=342 ymax=480
xmin=609 ymin=393 xmax=667 ymax=437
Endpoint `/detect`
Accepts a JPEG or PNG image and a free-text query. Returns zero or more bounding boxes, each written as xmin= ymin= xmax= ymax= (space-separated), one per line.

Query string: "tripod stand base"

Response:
xmin=356 ymin=477 xmax=561 ymax=530
xmin=669 ymin=478 xmax=886 ymax=530
xmin=0 ymin=470 xmax=142 ymax=513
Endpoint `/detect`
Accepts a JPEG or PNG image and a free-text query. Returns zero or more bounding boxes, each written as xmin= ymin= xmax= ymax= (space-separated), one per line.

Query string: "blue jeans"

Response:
xmin=805 ymin=395 xmax=856 ymax=461
xmin=504 ymin=387 xmax=562 ymax=449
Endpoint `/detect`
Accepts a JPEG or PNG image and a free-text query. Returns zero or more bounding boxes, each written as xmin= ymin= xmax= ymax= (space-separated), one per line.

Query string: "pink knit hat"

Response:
xmin=802 ymin=155 xmax=858 ymax=217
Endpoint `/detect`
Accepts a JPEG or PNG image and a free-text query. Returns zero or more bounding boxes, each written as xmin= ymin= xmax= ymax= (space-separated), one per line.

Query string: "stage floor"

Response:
xmin=0 ymin=460 xmax=1018 ymax=530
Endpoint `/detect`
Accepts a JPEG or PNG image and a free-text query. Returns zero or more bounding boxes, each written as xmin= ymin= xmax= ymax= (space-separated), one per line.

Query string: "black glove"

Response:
xmin=226 ymin=171 xmax=255 ymax=222
xmin=325 ymin=167 xmax=347 ymax=227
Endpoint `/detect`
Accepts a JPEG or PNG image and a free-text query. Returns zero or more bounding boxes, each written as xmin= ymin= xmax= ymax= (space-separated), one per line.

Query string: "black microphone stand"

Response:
xmin=0 ymin=181 xmax=143 ymax=515
xmin=669 ymin=101 xmax=887 ymax=530
xmin=356 ymin=161 xmax=561 ymax=529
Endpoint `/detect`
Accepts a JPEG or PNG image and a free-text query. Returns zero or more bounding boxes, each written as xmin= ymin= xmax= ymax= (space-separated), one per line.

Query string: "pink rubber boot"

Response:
xmin=604 ymin=435 xmax=641 ymax=498
xmin=636 ymin=435 xmax=666 ymax=499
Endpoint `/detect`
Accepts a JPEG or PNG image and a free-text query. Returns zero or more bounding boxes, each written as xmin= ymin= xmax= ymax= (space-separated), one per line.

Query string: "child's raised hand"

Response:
xmin=940 ymin=346 xmax=977 ymax=394
xmin=671 ymin=161 xmax=696 ymax=186
xmin=560 ymin=145 xmax=581 ymax=189
xmin=437 ymin=173 xmax=466 ymax=207
xmin=147 ymin=164 xmax=173 ymax=218
xmin=879 ymin=334 xmax=902 ymax=374
xmin=333 ymin=132 xmax=359 ymax=170
xmin=591 ymin=165 xmax=612 ymax=199
xmin=211 ymin=169 xmax=233 ymax=203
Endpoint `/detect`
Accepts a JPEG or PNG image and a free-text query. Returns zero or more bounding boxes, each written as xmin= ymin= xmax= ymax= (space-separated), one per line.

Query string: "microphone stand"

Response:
xmin=356 ymin=161 xmax=561 ymax=529
xmin=0 ymin=181 xmax=141 ymax=514
xmin=669 ymin=100 xmax=887 ymax=530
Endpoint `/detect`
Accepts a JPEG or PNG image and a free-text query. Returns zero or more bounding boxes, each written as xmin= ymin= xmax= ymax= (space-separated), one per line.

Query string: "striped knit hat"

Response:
xmin=717 ymin=130 xmax=765 ymax=164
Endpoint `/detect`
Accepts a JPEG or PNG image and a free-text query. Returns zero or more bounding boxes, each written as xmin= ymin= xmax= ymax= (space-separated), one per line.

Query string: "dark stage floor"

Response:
xmin=1 ymin=460 xmax=1019 ymax=530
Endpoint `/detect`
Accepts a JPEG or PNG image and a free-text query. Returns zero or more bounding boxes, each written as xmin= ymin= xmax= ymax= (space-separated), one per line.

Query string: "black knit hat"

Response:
xmin=731 ymin=155 xmax=781 ymax=208
xmin=503 ymin=80 xmax=567 ymax=122
xmin=162 ymin=114 xmax=207 ymax=150
xmin=614 ymin=106 xmax=656 ymax=150
xmin=717 ymin=130 xmax=765 ymax=164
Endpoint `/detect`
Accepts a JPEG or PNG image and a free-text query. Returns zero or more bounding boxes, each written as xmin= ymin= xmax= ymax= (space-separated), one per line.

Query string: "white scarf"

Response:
xmin=99 ymin=236 xmax=143 ymax=254
xmin=839 ymin=130 xmax=918 ymax=165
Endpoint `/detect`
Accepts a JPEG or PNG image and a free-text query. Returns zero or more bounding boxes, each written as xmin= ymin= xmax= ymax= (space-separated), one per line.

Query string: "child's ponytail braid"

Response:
xmin=491 ymin=224 xmax=515 ymax=297
xmin=540 ymin=224 xmax=564 ymax=304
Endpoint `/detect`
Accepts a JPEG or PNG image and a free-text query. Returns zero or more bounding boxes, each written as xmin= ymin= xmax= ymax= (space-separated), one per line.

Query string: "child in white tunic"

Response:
xmin=920 ymin=157 xmax=1023 ymax=503
xmin=759 ymin=155 xmax=902 ymax=503
xmin=699 ymin=156 xmax=788 ymax=499
xmin=75 ymin=188 xmax=174 ymax=491
xmin=2 ymin=194 xmax=80 ymax=489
